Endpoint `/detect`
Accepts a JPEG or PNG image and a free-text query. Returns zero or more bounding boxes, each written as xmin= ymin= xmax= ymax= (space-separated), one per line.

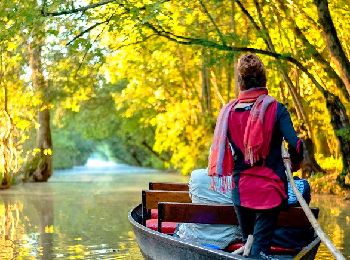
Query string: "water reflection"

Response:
xmin=311 ymin=195 xmax=350 ymax=259
xmin=0 ymin=187 xmax=55 ymax=259
xmin=0 ymin=163 xmax=188 ymax=259
xmin=0 ymin=197 xmax=22 ymax=259
xmin=0 ymin=163 xmax=349 ymax=259
xmin=35 ymin=185 xmax=54 ymax=259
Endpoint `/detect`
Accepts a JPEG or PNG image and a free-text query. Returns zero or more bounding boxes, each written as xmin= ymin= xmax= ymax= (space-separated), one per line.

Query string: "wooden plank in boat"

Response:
xmin=158 ymin=202 xmax=319 ymax=231
xmin=277 ymin=207 xmax=319 ymax=228
xmin=149 ymin=182 xmax=189 ymax=191
xmin=142 ymin=190 xmax=191 ymax=225
xmin=158 ymin=203 xmax=237 ymax=226
xmin=142 ymin=190 xmax=191 ymax=209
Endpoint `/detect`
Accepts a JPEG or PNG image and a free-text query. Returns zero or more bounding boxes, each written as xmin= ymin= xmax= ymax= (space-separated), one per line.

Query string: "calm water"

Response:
xmin=0 ymin=161 xmax=349 ymax=259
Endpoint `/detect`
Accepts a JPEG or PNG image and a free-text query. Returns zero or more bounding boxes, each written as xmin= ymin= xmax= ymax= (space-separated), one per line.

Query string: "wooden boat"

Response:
xmin=129 ymin=204 xmax=321 ymax=260
xmin=130 ymin=203 xmax=245 ymax=260
xmin=128 ymin=183 xmax=321 ymax=260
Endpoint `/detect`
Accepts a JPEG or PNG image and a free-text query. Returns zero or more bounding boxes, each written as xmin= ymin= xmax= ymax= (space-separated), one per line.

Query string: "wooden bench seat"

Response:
xmin=141 ymin=190 xmax=191 ymax=229
xmin=147 ymin=182 xmax=189 ymax=219
xmin=158 ymin=202 xmax=319 ymax=228
xmin=157 ymin=202 xmax=319 ymax=254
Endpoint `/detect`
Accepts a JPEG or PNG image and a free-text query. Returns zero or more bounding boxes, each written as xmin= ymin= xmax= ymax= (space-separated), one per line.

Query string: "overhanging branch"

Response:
xmin=66 ymin=18 xmax=111 ymax=46
xmin=43 ymin=0 xmax=171 ymax=17
xmin=234 ymin=0 xmax=261 ymax=31
xmin=115 ymin=34 xmax=158 ymax=49
xmin=74 ymin=16 xmax=113 ymax=76
xmin=144 ymin=21 xmax=326 ymax=94
xmin=198 ymin=0 xmax=227 ymax=46
xmin=42 ymin=0 xmax=117 ymax=16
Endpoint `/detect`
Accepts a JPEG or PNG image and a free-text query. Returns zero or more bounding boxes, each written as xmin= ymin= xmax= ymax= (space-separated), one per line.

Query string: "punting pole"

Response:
xmin=282 ymin=142 xmax=346 ymax=260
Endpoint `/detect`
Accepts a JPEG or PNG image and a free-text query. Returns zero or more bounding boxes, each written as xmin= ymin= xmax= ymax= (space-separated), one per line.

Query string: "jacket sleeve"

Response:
xmin=277 ymin=104 xmax=304 ymax=172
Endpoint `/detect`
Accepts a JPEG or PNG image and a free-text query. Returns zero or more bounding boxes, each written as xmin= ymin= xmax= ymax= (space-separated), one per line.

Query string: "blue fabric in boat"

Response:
xmin=175 ymin=169 xmax=242 ymax=249
xmin=272 ymin=226 xmax=315 ymax=250
xmin=202 ymin=244 xmax=221 ymax=250
xmin=287 ymin=177 xmax=311 ymax=206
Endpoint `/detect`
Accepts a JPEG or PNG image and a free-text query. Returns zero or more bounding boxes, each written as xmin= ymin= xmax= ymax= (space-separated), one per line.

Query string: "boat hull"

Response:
xmin=128 ymin=204 xmax=320 ymax=260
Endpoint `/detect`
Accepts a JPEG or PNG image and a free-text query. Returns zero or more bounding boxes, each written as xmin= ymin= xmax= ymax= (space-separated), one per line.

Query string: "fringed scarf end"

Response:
xmin=210 ymin=176 xmax=233 ymax=193
xmin=210 ymin=176 xmax=217 ymax=191
xmin=220 ymin=177 xmax=226 ymax=193
xmin=215 ymin=176 xmax=233 ymax=193
xmin=245 ymin=147 xmax=255 ymax=166
xmin=245 ymin=146 xmax=265 ymax=166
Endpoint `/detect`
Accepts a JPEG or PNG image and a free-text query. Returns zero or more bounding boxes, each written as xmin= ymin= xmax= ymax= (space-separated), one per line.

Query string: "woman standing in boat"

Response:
xmin=209 ymin=54 xmax=303 ymax=259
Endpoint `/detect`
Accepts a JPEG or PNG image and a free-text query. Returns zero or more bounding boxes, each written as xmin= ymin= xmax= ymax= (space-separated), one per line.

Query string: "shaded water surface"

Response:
xmin=0 ymin=162 xmax=349 ymax=259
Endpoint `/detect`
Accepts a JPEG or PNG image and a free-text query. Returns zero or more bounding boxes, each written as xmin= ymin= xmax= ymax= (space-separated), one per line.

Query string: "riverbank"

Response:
xmin=309 ymin=171 xmax=350 ymax=199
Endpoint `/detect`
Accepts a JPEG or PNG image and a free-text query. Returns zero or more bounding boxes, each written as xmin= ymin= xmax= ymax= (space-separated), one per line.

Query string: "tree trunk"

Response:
xmin=28 ymin=34 xmax=53 ymax=182
xmin=315 ymin=132 xmax=331 ymax=156
xmin=301 ymin=138 xmax=325 ymax=177
xmin=325 ymin=92 xmax=350 ymax=187
xmin=314 ymin=0 xmax=350 ymax=97
xmin=201 ymin=49 xmax=211 ymax=113
xmin=34 ymin=109 xmax=53 ymax=181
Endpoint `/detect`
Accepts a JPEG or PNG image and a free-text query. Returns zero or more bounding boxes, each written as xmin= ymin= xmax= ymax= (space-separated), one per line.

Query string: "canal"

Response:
xmin=0 ymin=161 xmax=349 ymax=259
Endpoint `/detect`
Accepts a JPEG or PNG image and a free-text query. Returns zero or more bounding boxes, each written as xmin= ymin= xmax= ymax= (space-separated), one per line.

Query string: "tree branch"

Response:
xmin=234 ymin=0 xmax=261 ymax=31
xmin=250 ymin=0 xmax=317 ymax=141
xmin=66 ymin=19 xmax=111 ymax=46
xmin=41 ymin=0 xmax=48 ymax=16
xmin=144 ymin=21 xmax=326 ymax=94
xmin=43 ymin=0 xmax=171 ymax=17
xmin=294 ymin=25 xmax=350 ymax=100
xmin=253 ymin=0 xmax=273 ymax=46
xmin=314 ymin=0 xmax=350 ymax=96
xmin=290 ymin=2 xmax=320 ymax=30
xmin=74 ymin=17 xmax=113 ymax=76
xmin=42 ymin=0 xmax=117 ymax=17
xmin=198 ymin=0 xmax=227 ymax=46
xmin=234 ymin=0 xmax=271 ymax=48
xmin=115 ymin=34 xmax=158 ymax=50
xmin=234 ymin=0 xmax=324 ymax=94
xmin=141 ymin=141 xmax=169 ymax=162
xmin=210 ymin=70 xmax=225 ymax=105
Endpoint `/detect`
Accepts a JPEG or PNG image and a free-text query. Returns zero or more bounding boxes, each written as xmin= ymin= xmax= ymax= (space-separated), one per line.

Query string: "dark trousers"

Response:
xmin=234 ymin=206 xmax=280 ymax=257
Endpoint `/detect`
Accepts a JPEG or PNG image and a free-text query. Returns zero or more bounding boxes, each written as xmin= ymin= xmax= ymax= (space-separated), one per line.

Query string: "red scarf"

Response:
xmin=240 ymin=88 xmax=277 ymax=165
xmin=208 ymin=88 xmax=277 ymax=190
